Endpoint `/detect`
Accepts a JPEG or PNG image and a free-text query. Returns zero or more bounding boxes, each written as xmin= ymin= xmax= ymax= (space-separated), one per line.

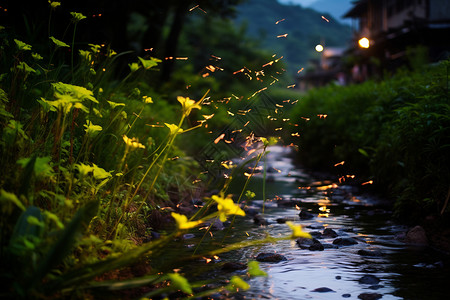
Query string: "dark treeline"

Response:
xmin=2 ymin=0 xmax=243 ymax=81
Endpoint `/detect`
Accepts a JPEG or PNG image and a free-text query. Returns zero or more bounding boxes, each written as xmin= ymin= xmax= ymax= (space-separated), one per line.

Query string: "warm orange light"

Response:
xmin=358 ymin=37 xmax=370 ymax=48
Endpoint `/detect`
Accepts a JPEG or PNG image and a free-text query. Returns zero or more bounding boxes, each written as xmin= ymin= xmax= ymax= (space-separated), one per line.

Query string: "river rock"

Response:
xmin=358 ymin=292 xmax=383 ymax=300
xmin=299 ymin=210 xmax=315 ymax=220
xmin=296 ymin=238 xmax=324 ymax=251
xmin=342 ymin=293 xmax=351 ymax=298
xmin=222 ymin=262 xmax=247 ymax=271
xmin=333 ymin=237 xmax=358 ymax=246
xmin=311 ymin=287 xmax=335 ymax=293
xmin=358 ymin=249 xmax=383 ymax=257
xmin=404 ymin=225 xmax=428 ymax=245
xmin=254 ymin=215 xmax=269 ymax=226
xmin=255 ymin=252 xmax=287 ymax=262
xmin=358 ymin=275 xmax=381 ymax=285
xmin=323 ymin=228 xmax=338 ymax=238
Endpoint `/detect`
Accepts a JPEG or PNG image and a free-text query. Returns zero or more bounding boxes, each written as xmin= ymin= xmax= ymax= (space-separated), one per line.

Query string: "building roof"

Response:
xmin=343 ymin=0 xmax=368 ymax=19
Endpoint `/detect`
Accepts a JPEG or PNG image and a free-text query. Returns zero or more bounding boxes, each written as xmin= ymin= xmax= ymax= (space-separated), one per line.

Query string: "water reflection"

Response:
xmin=222 ymin=145 xmax=449 ymax=299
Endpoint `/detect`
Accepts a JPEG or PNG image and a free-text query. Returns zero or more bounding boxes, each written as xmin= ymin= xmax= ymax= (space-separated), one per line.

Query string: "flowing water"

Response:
xmin=172 ymin=145 xmax=450 ymax=299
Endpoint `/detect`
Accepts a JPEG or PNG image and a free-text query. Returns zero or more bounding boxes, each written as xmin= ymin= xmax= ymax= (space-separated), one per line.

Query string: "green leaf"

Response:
xmin=168 ymin=273 xmax=192 ymax=294
xmin=52 ymin=82 xmax=99 ymax=103
xmin=14 ymin=39 xmax=32 ymax=51
xmin=70 ymin=12 xmax=87 ymax=22
xmin=138 ymin=57 xmax=161 ymax=69
xmin=107 ymin=101 xmax=126 ymax=109
xmin=358 ymin=148 xmax=369 ymax=157
xmin=0 ymin=189 xmax=25 ymax=211
xmin=49 ymin=36 xmax=69 ymax=48
xmin=15 ymin=62 xmax=36 ymax=74
xmin=31 ymin=201 xmax=99 ymax=290
xmin=226 ymin=276 xmax=250 ymax=292
xmin=84 ymin=120 xmax=102 ymax=137
xmin=17 ymin=156 xmax=54 ymax=179
xmin=247 ymin=261 xmax=267 ymax=277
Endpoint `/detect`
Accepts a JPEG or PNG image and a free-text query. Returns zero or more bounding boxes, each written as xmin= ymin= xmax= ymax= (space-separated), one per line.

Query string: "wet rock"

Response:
xmin=404 ymin=225 xmax=428 ymax=245
xmin=342 ymin=293 xmax=351 ymax=298
xmin=335 ymin=275 xmax=342 ymax=280
xmin=151 ymin=231 xmax=161 ymax=240
xmin=255 ymin=252 xmax=287 ymax=263
xmin=358 ymin=275 xmax=381 ymax=285
xmin=323 ymin=228 xmax=338 ymax=238
xmin=244 ymin=207 xmax=259 ymax=216
xmin=277 ymin=200 xmax=300 ymax=207
xmin=369 ymin=284 xmax=384 ymax=290
xmin=182 ymin=233 xmax=196 ymax=240
xmin=333 ymin=237 xmax=358 ymax=246
xmin=254 ymin=215 xmax=269 ymax=226
xmin=309 ymin=242 xmax=325 ymax=251
xmin=311 ymin=287 xmax=335 ymax=293
xmin=323 ymin=243 xmax=338 ymax=249
xmin=299 ymin=210 xmax=315 ymax=220
xmin=310 ymin=231 xmax=323 ymax=238
xmin=357 ymin=292 xmax=383 ymax=300
xmin=296 ymin=237 xmax=315 ymax=248
xmin=222 ymin=262 xmax=247 ymax=272
xmin=307 ymin=224 xmax=325 ymax=230
xmin=276 ymin=216 xmax=297 ymax=224
xmin=358 ymin=249 xmax=383 ymax=257
xmin=296 ymin=238 xmax=324 ymax=251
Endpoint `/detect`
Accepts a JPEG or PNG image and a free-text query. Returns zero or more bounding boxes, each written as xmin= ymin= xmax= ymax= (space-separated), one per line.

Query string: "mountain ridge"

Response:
xmin=235 ymin=0 xmax=352 ymax=75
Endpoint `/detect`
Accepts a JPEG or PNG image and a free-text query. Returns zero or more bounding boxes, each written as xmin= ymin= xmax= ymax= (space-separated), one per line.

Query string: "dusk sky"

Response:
xmin=278 ymin=0 xmax=354 ymax=24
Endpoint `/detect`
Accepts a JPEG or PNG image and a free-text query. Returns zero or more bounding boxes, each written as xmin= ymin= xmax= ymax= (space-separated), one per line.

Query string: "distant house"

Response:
xmin=343 ymin=0 xmax=450 ymax=74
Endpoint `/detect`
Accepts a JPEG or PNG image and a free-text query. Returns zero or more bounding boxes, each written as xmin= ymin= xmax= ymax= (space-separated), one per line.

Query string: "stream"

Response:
xmin=173 ymin=145 xmax=450 ymax=299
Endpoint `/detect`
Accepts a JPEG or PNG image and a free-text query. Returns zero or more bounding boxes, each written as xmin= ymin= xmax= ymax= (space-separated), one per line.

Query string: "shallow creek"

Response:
xmin=172 ymin=145 xmax=450 ymax=299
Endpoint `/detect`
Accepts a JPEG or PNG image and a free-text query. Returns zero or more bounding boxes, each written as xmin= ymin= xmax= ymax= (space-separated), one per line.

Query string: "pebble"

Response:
xmin=311 ymin=287 xmax=335 ymax=293
xmin=359 ymin=275 xmax=381 ymax=285
xmin=358 ymin=292 xmax=383 ymax=300
xmin=342 ymin=294 xmax=351 ymax=298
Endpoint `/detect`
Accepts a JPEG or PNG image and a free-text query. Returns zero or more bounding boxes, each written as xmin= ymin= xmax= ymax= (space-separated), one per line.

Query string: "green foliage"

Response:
xmin=289 ymin=61 xmax=450 ymax=222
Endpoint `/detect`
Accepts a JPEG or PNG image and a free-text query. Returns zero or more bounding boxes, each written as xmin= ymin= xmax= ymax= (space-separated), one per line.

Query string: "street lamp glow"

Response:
xmin=358 ymin=37 xmax=370 ymax=48
xmin=315 ymin=44 xmax=324 ymax=52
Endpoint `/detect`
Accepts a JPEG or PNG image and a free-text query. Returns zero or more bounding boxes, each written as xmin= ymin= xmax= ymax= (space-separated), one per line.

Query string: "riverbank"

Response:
xmin=287 ymin=60 xmax=450 ymax=226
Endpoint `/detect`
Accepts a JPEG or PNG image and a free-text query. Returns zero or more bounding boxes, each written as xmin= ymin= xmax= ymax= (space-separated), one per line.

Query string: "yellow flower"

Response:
xmin=171 ymin=212 xmax=202 ymax=230
xmin=177 ymin=96 xmax=201 ymax=116
xmin=212 ymin=195 xmax=245 ymax=222
xmin=165 ymin=123 xmax=183 ymax=135
xmin=123 ymin=135 xmax=145 ymax=149
xmin=286 ymin=221 xmax=312 ymax=239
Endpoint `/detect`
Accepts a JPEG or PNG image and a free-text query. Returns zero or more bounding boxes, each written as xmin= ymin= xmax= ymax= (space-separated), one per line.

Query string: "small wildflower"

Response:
xmin=143 ymin=96 xmax=153 ymax=104
xmin=123 ymin=135 xmax=145 ymax=149
xmin=286 ymin=221 xmax=311 ymax=239
xmin=84 ymin=120 xmax=102 ymax=137
xmin=171 ymin=212 xmax=202 ymax=230
xmin=212 ymin=194 xmax=245 ymax=222
xmin=129 ymin=62 xmax=140 ymax=72
xmin=32 ymin=53 xmax=43 ymax=60
xmin=165 ymin=123 xmax=183 ymax=135
xmin=48 ymin=1 xmax=61 ymax=9
xmin=70 ymin=12 xmax=86 ymax=23
xmin=177 ymin=96 xmax=201 ymax=116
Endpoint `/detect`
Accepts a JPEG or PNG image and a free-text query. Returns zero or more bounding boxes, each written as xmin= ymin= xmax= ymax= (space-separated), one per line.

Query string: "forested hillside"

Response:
xmin=235 ymin=0 xmax=352 ymax=75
